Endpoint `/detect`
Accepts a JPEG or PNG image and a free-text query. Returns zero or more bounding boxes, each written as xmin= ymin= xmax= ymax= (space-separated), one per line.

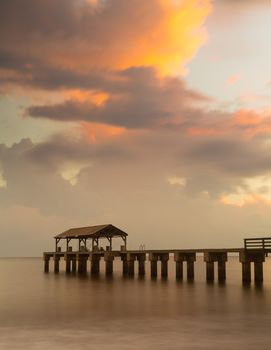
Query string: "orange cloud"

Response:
xmin=80 ymin=121 xmax=125 ymax=143
xmin=231 ymin=109 xmax=271 ymax=137
xmin=123 ymin=0 xmax=213 ymax=75
xmin=186 ymin=127 xmax=219 ymax=137
xmin=220 ymin=176 xmax=271 ymax=207
xmin=2 ymin=0 xmax=211 ymax=76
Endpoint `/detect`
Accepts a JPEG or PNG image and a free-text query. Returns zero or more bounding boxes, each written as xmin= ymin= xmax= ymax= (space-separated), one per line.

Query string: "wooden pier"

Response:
xmin=43 ymin=225 xmax=271 ymax=284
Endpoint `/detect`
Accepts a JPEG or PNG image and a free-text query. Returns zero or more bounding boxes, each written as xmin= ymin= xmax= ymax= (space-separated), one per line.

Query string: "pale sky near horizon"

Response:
xmin=1 ymin=0 xmax=271 ymax=256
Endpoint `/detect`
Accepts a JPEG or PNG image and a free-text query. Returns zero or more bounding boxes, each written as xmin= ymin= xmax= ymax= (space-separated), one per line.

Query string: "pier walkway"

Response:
xmin=43 ymin=225 xmax=271 ymax=284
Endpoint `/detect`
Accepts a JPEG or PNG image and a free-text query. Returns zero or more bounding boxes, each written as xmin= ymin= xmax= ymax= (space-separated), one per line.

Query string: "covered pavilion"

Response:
xmin=54 ymin=224 xmax=128 ymax=252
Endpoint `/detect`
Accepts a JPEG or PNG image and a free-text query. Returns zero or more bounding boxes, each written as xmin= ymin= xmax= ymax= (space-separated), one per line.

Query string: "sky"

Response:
xmin=1 ymin=0 xmax=271 ymax=256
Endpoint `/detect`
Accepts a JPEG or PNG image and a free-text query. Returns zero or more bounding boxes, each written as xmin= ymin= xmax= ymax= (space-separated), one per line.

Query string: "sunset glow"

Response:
xmin=1 ymin=0 xmax=271 ymax=253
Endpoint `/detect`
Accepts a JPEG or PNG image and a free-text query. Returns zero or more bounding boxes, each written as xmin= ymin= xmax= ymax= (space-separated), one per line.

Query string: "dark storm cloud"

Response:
xmin=0 ymin=49 xmax=124 ymax=92
xmin=183 ymin=137 xmax=271 ymax=177
xmin=26 ymin=67 xmax=209 ymax=128
xmin=27 ymin=133 xmax=130 ymax=167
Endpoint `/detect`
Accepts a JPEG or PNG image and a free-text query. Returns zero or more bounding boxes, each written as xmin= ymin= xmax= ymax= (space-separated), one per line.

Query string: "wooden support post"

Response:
xmin=78 ymin=239 xmax=81 ymax=252
xmin=55 ymin=238 xmax=60 ymax=252
xmin=206 ymin=262 xmax=214 ymax=281
xmin=254 ymin=262 xmax=263 ymax=283
xmin=218 ymin=260 xmax=226 ymax=281
xmin=242 ymin=262 xmax=251 ymax=283
xmin=175 ymin=261 xmax=183 ymax=280
xmin=187 ymin=261 xmax=194 ymax=281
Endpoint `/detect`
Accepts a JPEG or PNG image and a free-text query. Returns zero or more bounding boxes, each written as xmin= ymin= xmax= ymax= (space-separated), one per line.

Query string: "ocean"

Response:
xmin=0 ymin=256 xmax=271 ymax=349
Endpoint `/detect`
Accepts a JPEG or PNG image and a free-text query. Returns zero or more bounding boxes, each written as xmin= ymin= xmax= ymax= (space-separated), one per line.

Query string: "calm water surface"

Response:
xmin=0 ymin=257 xmax=271 ymax=349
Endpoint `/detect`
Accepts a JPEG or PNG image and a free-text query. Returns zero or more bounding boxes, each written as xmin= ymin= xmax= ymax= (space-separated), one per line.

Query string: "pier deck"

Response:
xmin=43 ymin=247 xmax=271 ymax=284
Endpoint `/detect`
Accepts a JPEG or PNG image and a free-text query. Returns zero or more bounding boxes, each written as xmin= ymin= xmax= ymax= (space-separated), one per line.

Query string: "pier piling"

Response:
xmin=65 ymin=258 xmax=71 ymax=274
xmin=104 ymin=253 xmax=114 ymax=276
xmin=44 ymin=257 xmax=50 ymax=273
xmin=239 ymin=250 xmax=265 ymax=284
xmin=77 ymin=254 xmax=88 ymax=274
xmin=72 ymin=258 xmax=77 ymax=273
xmin=174 ymin=252 xmax=196 ymax=281
xmin=138 ymin=254 xmax=146 ymax=276
xmin=204 ymin=252 xmax=227 ymax=282
xmin=90 ymin=254 xmax=100 ymax=276
xmin=53 ymin=254 xmax=60 ymax=273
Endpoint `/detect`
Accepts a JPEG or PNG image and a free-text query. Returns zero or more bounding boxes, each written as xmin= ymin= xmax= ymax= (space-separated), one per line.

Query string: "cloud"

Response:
xmin=26 ymin=67 xmax=210 ymax=128
xmin=220 ymin=176 xmax=271 ymax=207
xmin=0 ymin=0 xmax=211 ymax=76
xmin=183 ymin=136 xmax=271 ymax=177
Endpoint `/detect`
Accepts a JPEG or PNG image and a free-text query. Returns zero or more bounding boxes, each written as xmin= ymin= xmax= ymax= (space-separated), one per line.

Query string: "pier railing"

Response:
xmin=244 ymin=237 xmax=271 ymax=250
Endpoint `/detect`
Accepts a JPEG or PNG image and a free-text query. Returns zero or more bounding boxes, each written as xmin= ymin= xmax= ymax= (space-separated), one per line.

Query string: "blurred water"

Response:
xmin=0 ymin=257 xmax=271 ymax=349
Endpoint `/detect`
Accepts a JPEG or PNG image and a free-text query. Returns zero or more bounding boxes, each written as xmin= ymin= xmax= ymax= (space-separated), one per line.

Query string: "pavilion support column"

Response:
xmin=138 ymin=254 xmax=146 ymax=276
xmin=53 ymin=254 xmax=60 ymax=273
xmin=104 ymin=252 xmax=114 ymax=276
xmin=161 ymin=253 xmax=169 ymax=279
xmin=149 ymin=253 xmax=158 ymax=278
xmin=90 ymin=254 xmax=100 ymax=276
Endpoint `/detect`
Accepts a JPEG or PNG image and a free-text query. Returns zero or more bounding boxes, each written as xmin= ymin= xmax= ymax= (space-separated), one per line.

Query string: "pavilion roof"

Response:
xmin=54 ymin=224 xmax=128 ymax=239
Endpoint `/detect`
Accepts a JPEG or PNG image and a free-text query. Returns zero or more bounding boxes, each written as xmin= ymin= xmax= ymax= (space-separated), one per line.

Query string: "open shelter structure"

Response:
xmin=54 ymin=224 xmax=128 ymax=252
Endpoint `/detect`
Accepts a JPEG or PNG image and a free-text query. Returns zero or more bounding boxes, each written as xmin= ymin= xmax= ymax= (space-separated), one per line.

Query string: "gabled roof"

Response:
xmin=54 ymin=224 xmax=128 ymax=239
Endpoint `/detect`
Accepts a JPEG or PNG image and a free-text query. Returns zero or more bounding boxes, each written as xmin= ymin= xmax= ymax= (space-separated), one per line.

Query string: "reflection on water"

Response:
xmin=0 ymin=257 xmax=271 ymax=349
